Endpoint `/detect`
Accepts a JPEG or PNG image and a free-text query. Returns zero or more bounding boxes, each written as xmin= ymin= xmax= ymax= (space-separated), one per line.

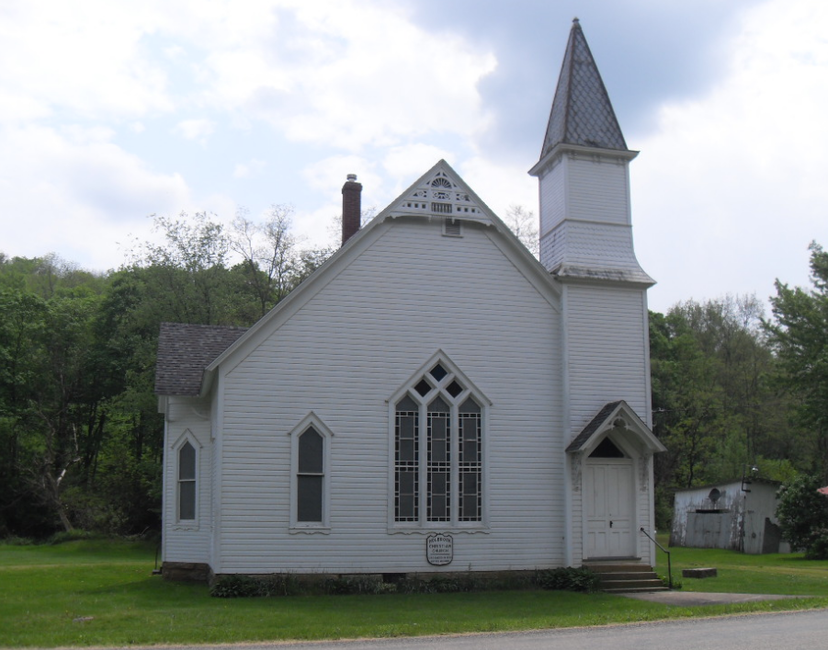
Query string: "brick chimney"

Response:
xmin=341 ymin=173 xmax=362 ymax=246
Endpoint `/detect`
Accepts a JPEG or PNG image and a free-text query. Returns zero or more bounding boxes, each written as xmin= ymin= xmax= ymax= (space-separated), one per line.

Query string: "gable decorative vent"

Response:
xmin=396 ymin=170 xmax=484 ymax=220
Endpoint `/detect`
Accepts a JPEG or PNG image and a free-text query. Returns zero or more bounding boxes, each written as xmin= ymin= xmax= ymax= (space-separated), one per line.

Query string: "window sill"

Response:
xmin=387 ymin=525 xmax=489 ymax=535
xmin=290 ymin=525 xmax=331 ymax=535
xmin=172 ymin=523 xmax=199 ymax=532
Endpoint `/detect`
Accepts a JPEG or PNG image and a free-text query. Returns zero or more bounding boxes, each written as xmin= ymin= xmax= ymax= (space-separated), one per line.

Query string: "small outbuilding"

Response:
xmin=670 ymin=479 xmax=789 ymax=554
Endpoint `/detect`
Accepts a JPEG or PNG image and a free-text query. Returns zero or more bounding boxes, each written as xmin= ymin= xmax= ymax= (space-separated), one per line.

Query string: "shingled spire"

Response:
xmin=529 ymin=18 xmax=652 ymax=286
xmin=540 ymin=18 xmax=627 ymax=159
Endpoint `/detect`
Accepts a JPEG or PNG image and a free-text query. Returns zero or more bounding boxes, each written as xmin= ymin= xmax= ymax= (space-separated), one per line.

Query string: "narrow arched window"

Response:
xmin=427 ymin=396 xmax=451 ymax=522
xmin=458 ymin=398 xmax=482 ymax=521
xmin=178 ymin=441 xmax=196 ymax=521
xmin=297 ymin=427 xmax=324 ymax=522
xmin=395 ymin=395 xmax=419 ymax=522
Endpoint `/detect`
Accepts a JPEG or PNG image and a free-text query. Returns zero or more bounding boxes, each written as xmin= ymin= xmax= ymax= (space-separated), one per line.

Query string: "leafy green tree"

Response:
xmin=776 ymin=474 xmax=828 ymax=558
xmin=651 ymin=309 xmax=728 ymax=490
xmin=0 ymin=285 xmax=113 ymax=533
xmin=766 ymin=242 xmax=828 ymax=480
xmin=650 ymin=296 xmax=794 ymax=527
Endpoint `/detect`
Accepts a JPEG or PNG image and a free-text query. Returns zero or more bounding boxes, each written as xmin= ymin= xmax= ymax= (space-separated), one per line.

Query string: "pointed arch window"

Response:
xmin=297 ymin=427 xmax=324 ymax=522
xmin=391 ymin=356 xmax=487 ymax=528
xmin=177 ymin=440 xmax=197 ymax=522
xmin=289 ymin=413 xmax=334 ymax=532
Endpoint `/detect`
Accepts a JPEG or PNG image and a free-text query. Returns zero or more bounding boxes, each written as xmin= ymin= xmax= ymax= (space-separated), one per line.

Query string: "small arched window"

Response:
xmin=178 ymin=441 xmax=196 ymax=521
xmin=289 ymin=414 xmax=333 ymax=532
xmin=297 ymin=427 xmax=324 ymax=523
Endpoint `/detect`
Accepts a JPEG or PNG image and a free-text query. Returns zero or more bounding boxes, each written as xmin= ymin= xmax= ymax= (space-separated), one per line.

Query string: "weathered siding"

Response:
xmin=162 ymin=396 xmax=213 ymax=563
xmin=538 ymin=154 xmax=640 ymax=277
xmin=549 ymin=221 xmax=644 ymax=275
xmin=214 ymin=219 xmax=565 ymax=574
xmin=567 ymin=156 xmax=629 ymax=225
xmin=670 ymin=480 xmax=788 ymax=554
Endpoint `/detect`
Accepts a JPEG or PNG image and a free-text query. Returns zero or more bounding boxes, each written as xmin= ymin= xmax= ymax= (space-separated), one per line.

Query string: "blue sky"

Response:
xmin=1 ymin=0 xmax=826 ymax=313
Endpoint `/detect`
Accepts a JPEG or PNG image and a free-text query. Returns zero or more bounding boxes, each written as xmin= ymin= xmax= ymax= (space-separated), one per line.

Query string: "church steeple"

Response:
xmin=540 ymin=18 xmax=627 ymax=159
xmin=530 ymin=19 xmax=652 ymax=287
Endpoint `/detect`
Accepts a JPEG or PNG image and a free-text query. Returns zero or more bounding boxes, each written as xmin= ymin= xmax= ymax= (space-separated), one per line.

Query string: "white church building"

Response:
xmin=155 ymin=19 xmax=666 ymax=582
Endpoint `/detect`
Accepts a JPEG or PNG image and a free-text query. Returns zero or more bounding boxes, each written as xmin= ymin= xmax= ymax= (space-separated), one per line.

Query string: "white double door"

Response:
xmin=585 ymin=460 xmax=635 ymax=558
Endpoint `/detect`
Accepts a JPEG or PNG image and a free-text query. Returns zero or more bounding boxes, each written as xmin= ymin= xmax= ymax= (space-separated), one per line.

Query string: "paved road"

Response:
xmin=159 ymin=608 xmax=828 ymax=650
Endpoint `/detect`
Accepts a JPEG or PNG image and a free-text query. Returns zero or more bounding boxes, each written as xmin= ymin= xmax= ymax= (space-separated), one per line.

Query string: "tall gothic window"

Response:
xmin=177 ymin=441 xmax=196 ymax=521
xmin=297 ymin=427 xmax=324 ymax=522
xmin=393 ymin=359 xmax=485 ymax=526
xmin=290 ymin=414 xmax=333 ymax=531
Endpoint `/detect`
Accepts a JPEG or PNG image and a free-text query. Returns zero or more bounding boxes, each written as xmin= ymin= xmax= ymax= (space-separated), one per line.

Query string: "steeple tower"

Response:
xmin=531 ymin=20 xmax=655 ymax=454
xmin=530 ymin=18 xmax=652 ymax=286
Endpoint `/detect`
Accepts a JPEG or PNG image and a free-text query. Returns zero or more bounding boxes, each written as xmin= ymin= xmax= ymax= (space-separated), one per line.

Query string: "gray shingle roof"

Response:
xmin=566 ymin=400 xmax=624 ymax=452
xmin=155 ymin=322 xmax=248 ymax=396
xmin=541 ymin=19 xmax=627 ymax=158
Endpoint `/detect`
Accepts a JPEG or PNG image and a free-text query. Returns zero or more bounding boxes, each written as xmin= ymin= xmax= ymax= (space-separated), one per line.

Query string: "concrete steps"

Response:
xmin=583 ymin=561 xmax=669 ymax=593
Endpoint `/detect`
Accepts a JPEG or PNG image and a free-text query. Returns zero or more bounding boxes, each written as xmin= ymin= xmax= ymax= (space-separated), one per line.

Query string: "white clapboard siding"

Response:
xmin=554 ymin=221 xmax=643 ymax=274
xmin=212 ymin=218 xmax=567 ymax=574
xmin=162 ymin=397 xmax=213 ymax=563
xmin=568 ymin=459 xmax=583 ymax=565
xmin=538 ymin=153 xmax=633 ymax=275
xmin=538 ymin=156 xmax=566 ymax=239
xmin=563 ymin=283 xmax=650 ymax=437
xmin=637 ymin=468 xmax=655 ymax=565
xmin=567 ymin=156 xmax=630 ymax=226
xmin=562 ymin=283 xmax=653 ymax=566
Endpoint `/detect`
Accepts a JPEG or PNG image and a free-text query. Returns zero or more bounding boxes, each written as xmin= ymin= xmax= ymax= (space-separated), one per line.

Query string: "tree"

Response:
xmin=503 ymin=205 xmax=539 ymax=259
xmin=766 ymin=242 xmax=828 ymax=480
xmin=776 ymin=474 xmax=828 ymax=559
xmin=0 ymin=287 xmax=111 ymax=533
xmin=125 ymin=212 xmax=242 ymax=325
xmin=649 ymin=296 xmax=795 ymax=528
xmin=1 ymin=206 xmax=334 ymax=537
xmin=231 ymin=205 xmax=298 ymax=318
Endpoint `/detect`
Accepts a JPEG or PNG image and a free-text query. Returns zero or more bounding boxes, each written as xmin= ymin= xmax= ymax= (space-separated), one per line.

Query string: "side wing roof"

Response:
xmin=155 ymin=322 xmax=248 ymax=396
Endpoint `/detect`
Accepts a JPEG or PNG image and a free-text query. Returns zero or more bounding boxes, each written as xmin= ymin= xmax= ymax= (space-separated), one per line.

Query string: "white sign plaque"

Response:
xmin=426 ymin=533 xmax=454 ymax=566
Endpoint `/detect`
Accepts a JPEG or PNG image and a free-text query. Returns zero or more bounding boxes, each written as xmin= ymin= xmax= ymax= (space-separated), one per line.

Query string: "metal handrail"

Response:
xmin=640 ymin=527 xmax=672 ymax=589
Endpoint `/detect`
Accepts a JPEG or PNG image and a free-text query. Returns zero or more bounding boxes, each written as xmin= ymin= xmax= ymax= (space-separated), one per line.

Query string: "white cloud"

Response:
xmin=632 ymin=0 xmax=828 ymax=312
xmin=0 ymin=0 xmax=173 ymax=121
xmin=459 ymin=156 xmax=537 ymax=222
xmin=233 ymin=159 xmax=267 ymax=178
xmin=382 ymin=144 xmax=456 ymax=187
xmin=2 ymin=0 xmax=822 ymax=300
xmin=302 ymin=155 xmax=379 ymax=196
xmin=0 ymin=123 xmax=192 ymax=270
xmin=197 ymin=1 xmax=497 ymax=150
xmin=173 ymin=118 xmax=216 ymax=143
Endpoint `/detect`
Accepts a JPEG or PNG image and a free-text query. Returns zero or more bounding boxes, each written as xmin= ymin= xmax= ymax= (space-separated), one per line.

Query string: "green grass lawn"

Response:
xmin=661 ymin=536 xmax=828 ymax=596
xmin=1 ymin=538 xmax=827 ymax=648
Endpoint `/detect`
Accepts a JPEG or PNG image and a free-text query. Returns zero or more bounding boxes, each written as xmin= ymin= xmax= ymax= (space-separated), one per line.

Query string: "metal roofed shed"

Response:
xmin=670 ymin=478 xmax=791 ymax=554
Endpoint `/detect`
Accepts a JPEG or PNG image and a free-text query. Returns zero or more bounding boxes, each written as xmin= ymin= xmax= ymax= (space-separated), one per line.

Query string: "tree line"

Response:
xmin=0 ymin=208 xmax=330 ymax=537
xmin=1 ymin=207 xmax=827 ymax=537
